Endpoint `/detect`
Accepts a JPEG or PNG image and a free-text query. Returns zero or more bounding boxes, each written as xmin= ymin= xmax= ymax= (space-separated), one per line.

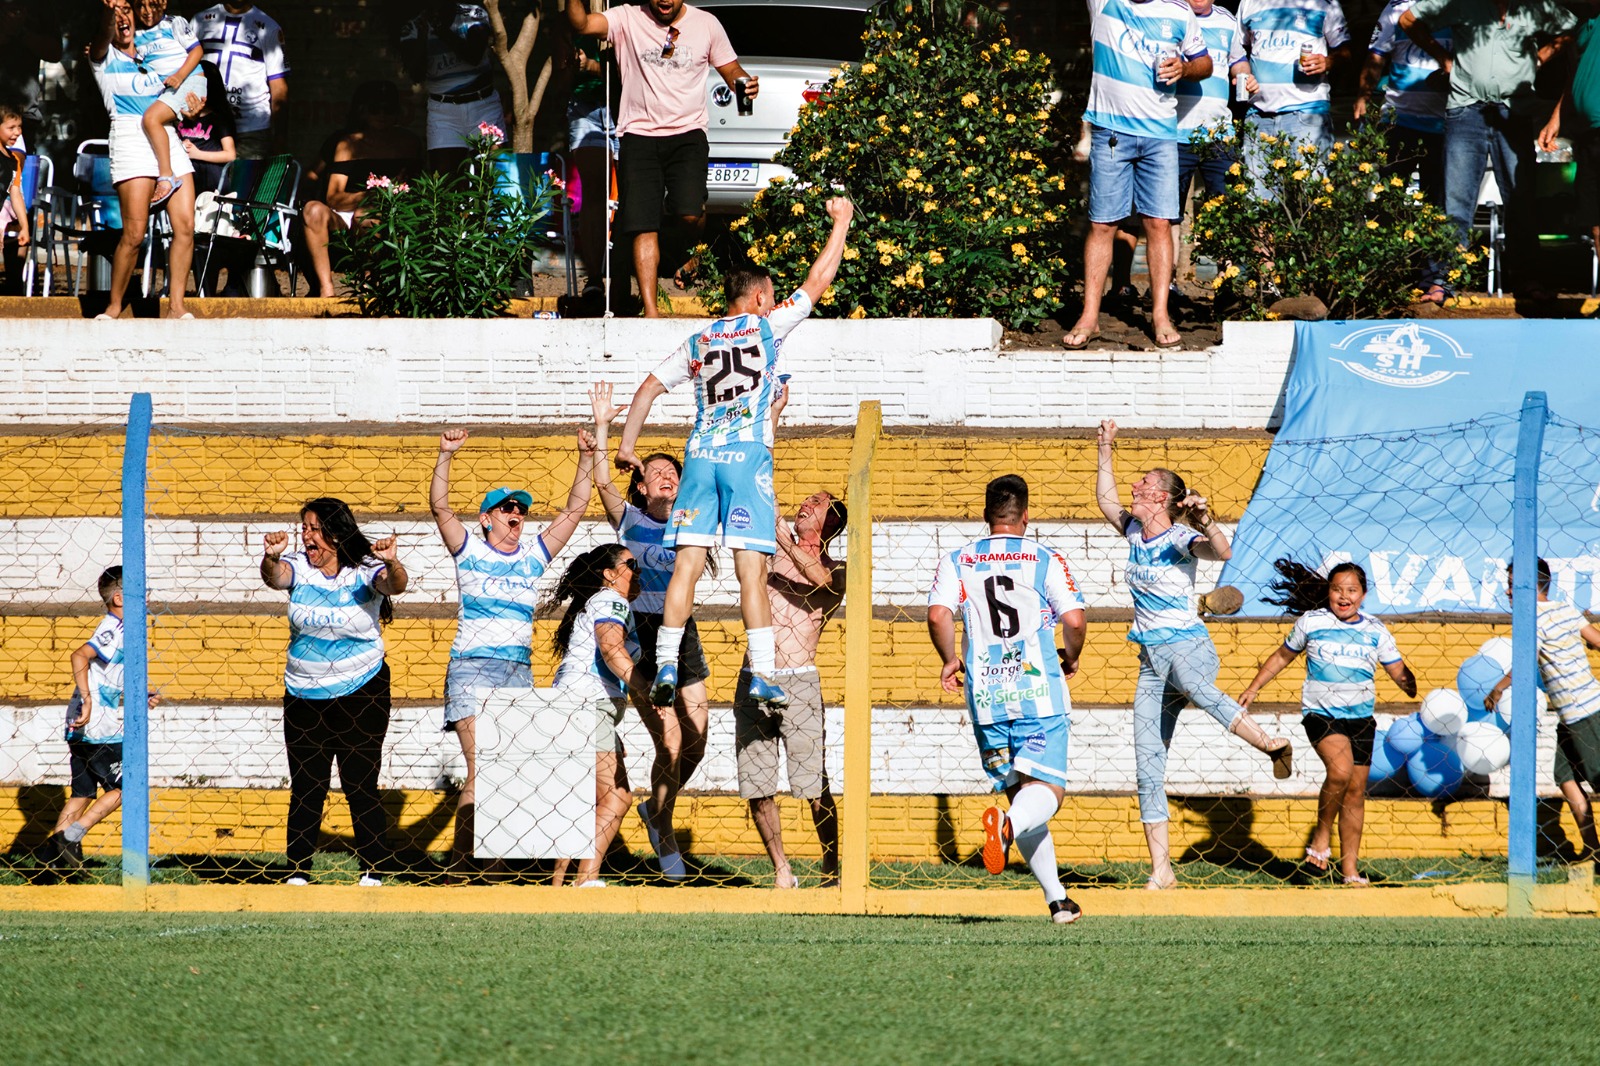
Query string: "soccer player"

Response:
xmin=615 ymin=195 xmax=854 ymax=712
xmin=927 ymin=475 xmax=1088 ymax=925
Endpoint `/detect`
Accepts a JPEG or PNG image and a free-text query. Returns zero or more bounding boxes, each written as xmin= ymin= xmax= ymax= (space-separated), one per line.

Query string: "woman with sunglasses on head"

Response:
xmin=548 ymin=542 xmax=643 ymax=887
xmin=261 ymin=498 xmax=409 ymax=886
xmin=430 ymin=414 xmax=603 ymax=873
xmin=589 ymin=381 xmax=708 ymax=881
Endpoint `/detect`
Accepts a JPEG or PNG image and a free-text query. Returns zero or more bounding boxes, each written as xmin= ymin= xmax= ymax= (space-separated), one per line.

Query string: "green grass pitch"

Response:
xmin=3 ymin=913 xmax=1598 ymax=1064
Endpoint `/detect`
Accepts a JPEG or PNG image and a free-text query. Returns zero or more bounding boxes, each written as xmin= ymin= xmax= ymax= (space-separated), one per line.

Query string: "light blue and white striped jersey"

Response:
xmin=284 ymin=552 xmax=387 ymax=700
xmin=135 ymin=16 xmax=200 ymax=79
xmin=1178 ymin=6 xmax=1247 ymax=136
xmin=553 ymin=588 xmax=640 ymax=701
xmin=1085 ymin=0 xmax=1209 ymax=140
xmin=449 ymin=533 xmax=553 ymax=664
xmin=91 ymin=47 xmax=166 ymax=118
xmin=1368 ymin=0 xmax=1451 ymax=133
xmin=655 ymin=289 xmax=812 ymax=452
xmin=928 ymin=535 xmax=1086 ymax=725
xmin=1123 ymin=519 xmax=1210 ymax=645
xmin=1283 ymin=608 xmax=1401 ymax=718
xmin=1535 ymin=600 xmax=1600 ymax=725
xmin=400 ymin=6 xmax=495 ymax=96
xmin=80 ymin=614 xmax=125 ymax=744
xmin=1239 ymin=0 xmax=1350 ymax=114
xmin=616 ymin=504 xmax=673 ymax=615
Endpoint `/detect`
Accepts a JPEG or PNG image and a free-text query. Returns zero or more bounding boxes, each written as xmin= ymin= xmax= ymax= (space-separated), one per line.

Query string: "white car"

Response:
xmin=697 ymin=0 xmax=871 ymax=213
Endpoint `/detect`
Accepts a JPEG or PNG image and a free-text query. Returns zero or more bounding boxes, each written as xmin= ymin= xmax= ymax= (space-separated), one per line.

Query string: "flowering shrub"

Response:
xmin=694 ymin=3 xmax=1071 ymax=328
xmin=1191 ymin=123 xmax=1475 ymax=319
xmin=334 ymin=123 xmax=559 ymax=317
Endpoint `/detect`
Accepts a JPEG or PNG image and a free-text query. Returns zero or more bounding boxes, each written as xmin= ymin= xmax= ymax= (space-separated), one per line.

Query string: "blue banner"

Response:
xmin=1220 ymin=321 xmax=1600 ymax=616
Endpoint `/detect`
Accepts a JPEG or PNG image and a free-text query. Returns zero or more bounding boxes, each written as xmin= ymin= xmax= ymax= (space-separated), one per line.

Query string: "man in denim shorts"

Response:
xmin=1065 ymin=0 xmax=1212 ymax=352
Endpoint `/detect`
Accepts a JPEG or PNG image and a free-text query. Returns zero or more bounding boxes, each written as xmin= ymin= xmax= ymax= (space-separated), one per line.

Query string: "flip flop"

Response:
xmin=1145 ymin=873 xmax=1177 ymax=890
xmin=150 ymin=175 xmax=183 ymax=209
xmin=1343 ymin=874 xmax=1370 ymax=886
xmin=1418 ymin=285 xmax=1448 ymax=306
xmin=1305 ymin=845 xmax=1331 ymax=871
xmin=1062 ymin=328 xmax=1100 ymax=351
xmin=1153 ymin=329 xmax=1183 ymax=349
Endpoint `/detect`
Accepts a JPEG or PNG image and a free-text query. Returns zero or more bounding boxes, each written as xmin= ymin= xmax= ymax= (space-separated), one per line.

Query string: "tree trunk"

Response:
xmin=484 ymin=0 xmax=556 ymax=153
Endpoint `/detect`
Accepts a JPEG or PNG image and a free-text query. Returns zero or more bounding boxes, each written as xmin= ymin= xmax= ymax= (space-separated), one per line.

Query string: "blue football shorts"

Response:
xmin=664 ymin=440 xmax=776 ymax=554
xmin=972 ymin=714 xmax=1070 ymax=792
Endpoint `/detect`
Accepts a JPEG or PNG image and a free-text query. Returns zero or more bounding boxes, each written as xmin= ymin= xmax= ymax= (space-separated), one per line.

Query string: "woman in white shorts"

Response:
xmin=89 ymin=1 xmax=197 ymax=320
xmin=549 ymin=543 xmax=642 ymax=888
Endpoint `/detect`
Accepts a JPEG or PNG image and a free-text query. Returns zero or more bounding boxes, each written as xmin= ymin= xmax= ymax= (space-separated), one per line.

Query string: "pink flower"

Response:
xmin=544 ymin=169 xmax=567 ymax=192
xmin=477 ymin=122 xmax=505 ymax=144
xmin=392 ymin=182 xmax=411 ymax=193
xmin=368 ymin=174 xmax=392 ymax=189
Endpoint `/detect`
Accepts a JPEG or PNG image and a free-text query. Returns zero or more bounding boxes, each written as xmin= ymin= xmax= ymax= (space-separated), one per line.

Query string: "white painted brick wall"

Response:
xmin=0 ymin=321 xmax=1294 ymax=429
xmin=0 ymin=702 xmax=1554 ymax=798
xmin=0 ymin=517 xmax=1226 ymax=610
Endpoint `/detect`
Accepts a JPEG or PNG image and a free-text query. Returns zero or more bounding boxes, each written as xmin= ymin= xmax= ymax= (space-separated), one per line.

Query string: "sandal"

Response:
xmin=1062 ymin=327 xmax=1101 ymax=351
xmin=1343 ymin=874 xmax=1370 ymax=886
xmin=1418 ymin=285 xmax=1448 ymax=306
xmin=149 ymin=175 xmax=183 ymax=209
xmin=1145 ymin=873 xmax=1177 ymax=890
xmin=1304 ymin=845 xmax=1331 ymax=871
xmin=1153 ymin=329 xmax=1183 ymax=350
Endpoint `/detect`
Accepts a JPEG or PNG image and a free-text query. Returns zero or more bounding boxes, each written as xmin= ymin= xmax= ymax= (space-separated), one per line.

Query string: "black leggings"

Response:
xmin=283 ymin=663 xmax=391 ymax=875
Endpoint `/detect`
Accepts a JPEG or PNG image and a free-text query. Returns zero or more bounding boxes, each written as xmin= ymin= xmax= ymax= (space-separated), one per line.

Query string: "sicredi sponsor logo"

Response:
xmin=1328 ymin=323 xmax=1472 ymax=388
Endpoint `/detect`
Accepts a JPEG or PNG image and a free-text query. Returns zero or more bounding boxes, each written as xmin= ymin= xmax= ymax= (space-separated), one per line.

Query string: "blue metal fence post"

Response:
xmin=1508 ymin=390 xmax=1547 ymax=917
xmin=120 ymin=394 xmax=152 ymax=898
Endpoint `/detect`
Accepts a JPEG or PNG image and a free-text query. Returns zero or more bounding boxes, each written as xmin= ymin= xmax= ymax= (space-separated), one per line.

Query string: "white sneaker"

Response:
xmin=285 ymin=875 xmax=309 ymax=886
xmin=358 ymin=874 xmax=382 ymax=887
xmin=577 ymin=879 xmax=607 ymax=888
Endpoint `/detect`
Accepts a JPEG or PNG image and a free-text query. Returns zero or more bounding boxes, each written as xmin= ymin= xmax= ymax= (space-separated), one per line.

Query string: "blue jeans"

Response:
xmin=1133 ymin=636 xmax=1243 ymax=823
xmin=1089 ymin=124 xmax=1180 ymax=222
xmin=1243 ymin=110 xmax=1331 ymax=196
xmin=1443 ymin=101 xmax=1536 ymax=291
xmin=1178 ymin=140 xmax=1236 ymax=216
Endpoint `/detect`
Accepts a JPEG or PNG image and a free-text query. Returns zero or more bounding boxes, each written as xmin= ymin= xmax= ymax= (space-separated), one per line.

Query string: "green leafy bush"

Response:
xmin=335 ymin=125 xmax=558 ymax=318
xmin=1192 ymin=123 xmax=1475 ymax=319
xmin=695 ymin=3 xmax=1072 ymax=328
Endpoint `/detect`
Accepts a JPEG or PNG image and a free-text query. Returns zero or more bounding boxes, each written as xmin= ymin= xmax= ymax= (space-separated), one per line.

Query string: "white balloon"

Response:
xmin=1419 ymin=688 xmax=1469 ymax=736
xmin=1478 ymin=637 xmax=1514 ymax=672
xmin=1455 ymin=720 xmax=1512 ymax=775
xmin=1496 ymin=683 xmax=1549 ymax=724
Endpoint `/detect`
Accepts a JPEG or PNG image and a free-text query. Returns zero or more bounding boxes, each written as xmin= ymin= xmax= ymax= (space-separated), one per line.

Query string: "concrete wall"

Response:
xmin=0 ymin=320 xmax=1295 ymax=429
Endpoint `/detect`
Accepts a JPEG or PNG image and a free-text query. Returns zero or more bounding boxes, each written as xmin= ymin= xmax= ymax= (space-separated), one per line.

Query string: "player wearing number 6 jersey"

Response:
xmin=617 ymin=196 xmax=854 ymax=712
xmin=927 ymin=475 xmax=1088 ymax=924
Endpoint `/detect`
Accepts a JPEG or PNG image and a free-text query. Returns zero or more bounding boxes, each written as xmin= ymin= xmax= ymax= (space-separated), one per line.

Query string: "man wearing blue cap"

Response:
xmin=430 ymin=417 xmax=603 ymax=872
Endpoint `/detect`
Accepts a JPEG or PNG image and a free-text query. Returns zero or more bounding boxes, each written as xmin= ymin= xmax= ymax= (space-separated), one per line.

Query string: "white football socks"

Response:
xmin=655 ymin=626 xmax=685 ymax=670
xmin=1015 ymin=826 xmax=1068 ymax=904
xmin=1005 ymin=782 xmax=1058 ymax=837
xmin=747 ymin=626 xmax=776 ymax=676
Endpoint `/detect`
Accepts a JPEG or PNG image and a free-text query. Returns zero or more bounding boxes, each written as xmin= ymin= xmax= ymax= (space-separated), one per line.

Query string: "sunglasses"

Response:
xmin=495 ymin=500 xmax=528 ymax=515
xmin=619 ymin=558 xmax=640 ymax=573
xmin=661 ymin=26 xmax=680 ymax=58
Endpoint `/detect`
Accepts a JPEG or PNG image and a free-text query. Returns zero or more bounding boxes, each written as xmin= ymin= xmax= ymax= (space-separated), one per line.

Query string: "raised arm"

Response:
xmin=431 ymin=430 xmax=470 ymax=555
xmin=1239 ymin=644 xmax=1300 ymax=708
xmin=541 ymin=427 xmax=599 ymax=557
xmin=775 ymin=517 xmax=840 ymax=590
xmin=617 ymin=374 xmax=669 ymax=474
xmin=260 ymin=529 xmax=293 ymax=590
xmin=370 ymin=535 xmax=409 ymax=597
xmin=797 ymin=197 xmax=855 ymax=306
xmin=1095 ymin=419 xmax=1129 ymax=532
xmin=91 ymin=0 xmax=122 ymax=62
xmin=590 ymin=381 xmax=628 ymax=527
xmin=566 ymin=0 xmax=608 ymax=38
xmin=1384 ymin=658 xmax=1418 ymax=698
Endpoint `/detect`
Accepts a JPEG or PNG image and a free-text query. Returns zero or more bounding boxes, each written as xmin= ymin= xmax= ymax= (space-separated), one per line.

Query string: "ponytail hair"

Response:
xmin=1147 ymin=468 xmax=1191 ymax=523
xmin=1264 ymin=558 xmax=1369 ymax=616
xmin=546 ymin=542 xmax=630 ymax=657
xmin=302 ymin=497 xmax=393 ymax=625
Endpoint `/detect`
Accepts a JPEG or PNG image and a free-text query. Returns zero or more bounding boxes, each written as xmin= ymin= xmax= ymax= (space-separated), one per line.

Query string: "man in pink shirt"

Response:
xmin=567 ymin=0 xmax=758 ymax=316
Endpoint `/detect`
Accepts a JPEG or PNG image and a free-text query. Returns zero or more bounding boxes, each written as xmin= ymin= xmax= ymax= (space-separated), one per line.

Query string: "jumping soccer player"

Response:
xmin=615 ymin=195 xmax=853 ymax=711
xmin=927 ymin=475 xmax=1088 ymax=924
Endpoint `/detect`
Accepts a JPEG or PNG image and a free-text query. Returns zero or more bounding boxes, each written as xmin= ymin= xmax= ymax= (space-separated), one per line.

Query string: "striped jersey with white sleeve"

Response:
xmin=1282 ymin=609 xmax=1401 ymax=718
xmin=616 ymin=504 xmax=673 ymax=614
xmin=134 ymin=16 xmax=201 ymax=79
xmin=928 ymin=535 xmax=1086 ymax=725
xmin=1085 ymin=0 xmax=1209 ymax=140
xmin=82 ymin=614 xmax=126 ymax=744
xmin=449 ymin=533 xmax=554 ymax=665
xmin=1122 ymin=519 xmax=1210 ymax=645
xmin=1177 ymin=6 xmax=1247 ymax=136
xmin=283 ymin=553 xmax=387 ymax=700
xmin=553 ymin=588 xmax=640 ymax=701
xmin=1535 ymin=600 xmax=1600 ymax=725
xmin=1239 ymin=0 xmax=1350 ymax=115
xmin=91 ymin=48 xmax=166 ymax=118
xmin=654 ymin=289 xmax=813 ymax=452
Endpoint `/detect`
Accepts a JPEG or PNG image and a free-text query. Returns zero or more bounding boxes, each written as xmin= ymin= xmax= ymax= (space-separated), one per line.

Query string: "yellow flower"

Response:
xmin=1212 ymin=276 xmax=1225 ymax=289
xmin=848 ymin=304 xmax=866 ymax=319
xmin=1463 ymin=251 xmax=1479 ymax=264
xmin=791 ymin=202 xmax=805 ymax=215
xmin=1391 ymin=176 xmax=1405 ymax=187
xmin=1228 ymin=162 xmax=1242 ymax=176
xmin=928 ymin=250 xmax=944 ymax=264
xmin=891 ymin=274 xmax=908 ymax=288
xmin=1323 ymin=181 xmax=1335 ymax=193
xmin=898 ymin=124 xmax=910 ymax=134
xmin=1292 ymin=168 xmax=1308 ymax=180
xmin=728 ymin=216 xmax=745 ymax=231
xmin=1223 ymin=264 xmax=1240 ymax=279
xmin=1333 ymin=142 xmax=1345 ymax=151
xmin=1011 ymin=242 xmax=1028 ymax=258
xmin=859 ymin=62 xmax=878 ymax=74
xmin=1412 ymin=190 xmax=1425 ymax=200
xmin=961 ymin=92 xmax=980 ymax=108
xmin=1449 ymin=268 xmax=1462 ymax=280
xmin=1358 ymin=162 xmax=1373 ymax=173
xmin=1366 ymin=219 xmax=1379 ymax=229
xmin=879 ymin=253 xmax=893 ymax=265
xmin=1043 ymin=211 xmax=1058 ymax=223
xmin=975 ymin=135 xmax=986 ymax=145
xmin=820 ymin=285 xmax=836 ymax=305
xmin=1233 ymin=183 xmax=1248 ymax=193
xmin=1005 ymin=113 xmax=1017 ymax=124
xmin=906 ymin=167 xmax=921 ymax=180
xmin=1032 ymin=286 xmax=1048 ymax=299
xmin=1015 ymin=225 xmax=1027 ymax=234
xmin=1016 ymin=49 xmax=1031 ymax=61
xmin=1272 ymin=158 xmax=1287 ymax=169
xmin=923 ymin=200 xmax=937 ymax=213
xmin=1404 ymin=229 xmax=1416 ymax=240
xmin=876 ymin=114 xmax=888 ymax=126
xmin=1298 ymin=144 xmax=1317 ymax=155
xmin=842 ymin=247 xmax=859 ymax=260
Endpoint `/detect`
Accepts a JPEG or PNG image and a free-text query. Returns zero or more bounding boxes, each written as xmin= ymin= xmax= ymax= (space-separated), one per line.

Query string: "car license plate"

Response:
xmin=708 ymin=163 xmax=757 ymax=185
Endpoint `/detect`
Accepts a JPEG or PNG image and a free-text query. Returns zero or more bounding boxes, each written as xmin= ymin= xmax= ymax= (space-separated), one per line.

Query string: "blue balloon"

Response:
xmin=1367 ymin=729 xmax=1408 ymax=787
xmin=1386 ymin=713 xmax=1429 ymax=758
xmin=1407 ymin=739 xmax=1465 ymax=798
xmin=1458 ymin=654 xmax=1505 ymax=723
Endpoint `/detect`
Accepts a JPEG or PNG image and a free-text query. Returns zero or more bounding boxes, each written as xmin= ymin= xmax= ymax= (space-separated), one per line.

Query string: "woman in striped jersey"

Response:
xmin=1097 ymin=419 xmax=1293 ymax=889
xmin=591 ymin=381 xmax=708 ymax=881
xmin=1240 ymin=560 xmax=1416 ymax=883
xmin=261 ymin=499 xmax=409 ymax=886
xmin=431 ymin=415 xmax=602 ymax=872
